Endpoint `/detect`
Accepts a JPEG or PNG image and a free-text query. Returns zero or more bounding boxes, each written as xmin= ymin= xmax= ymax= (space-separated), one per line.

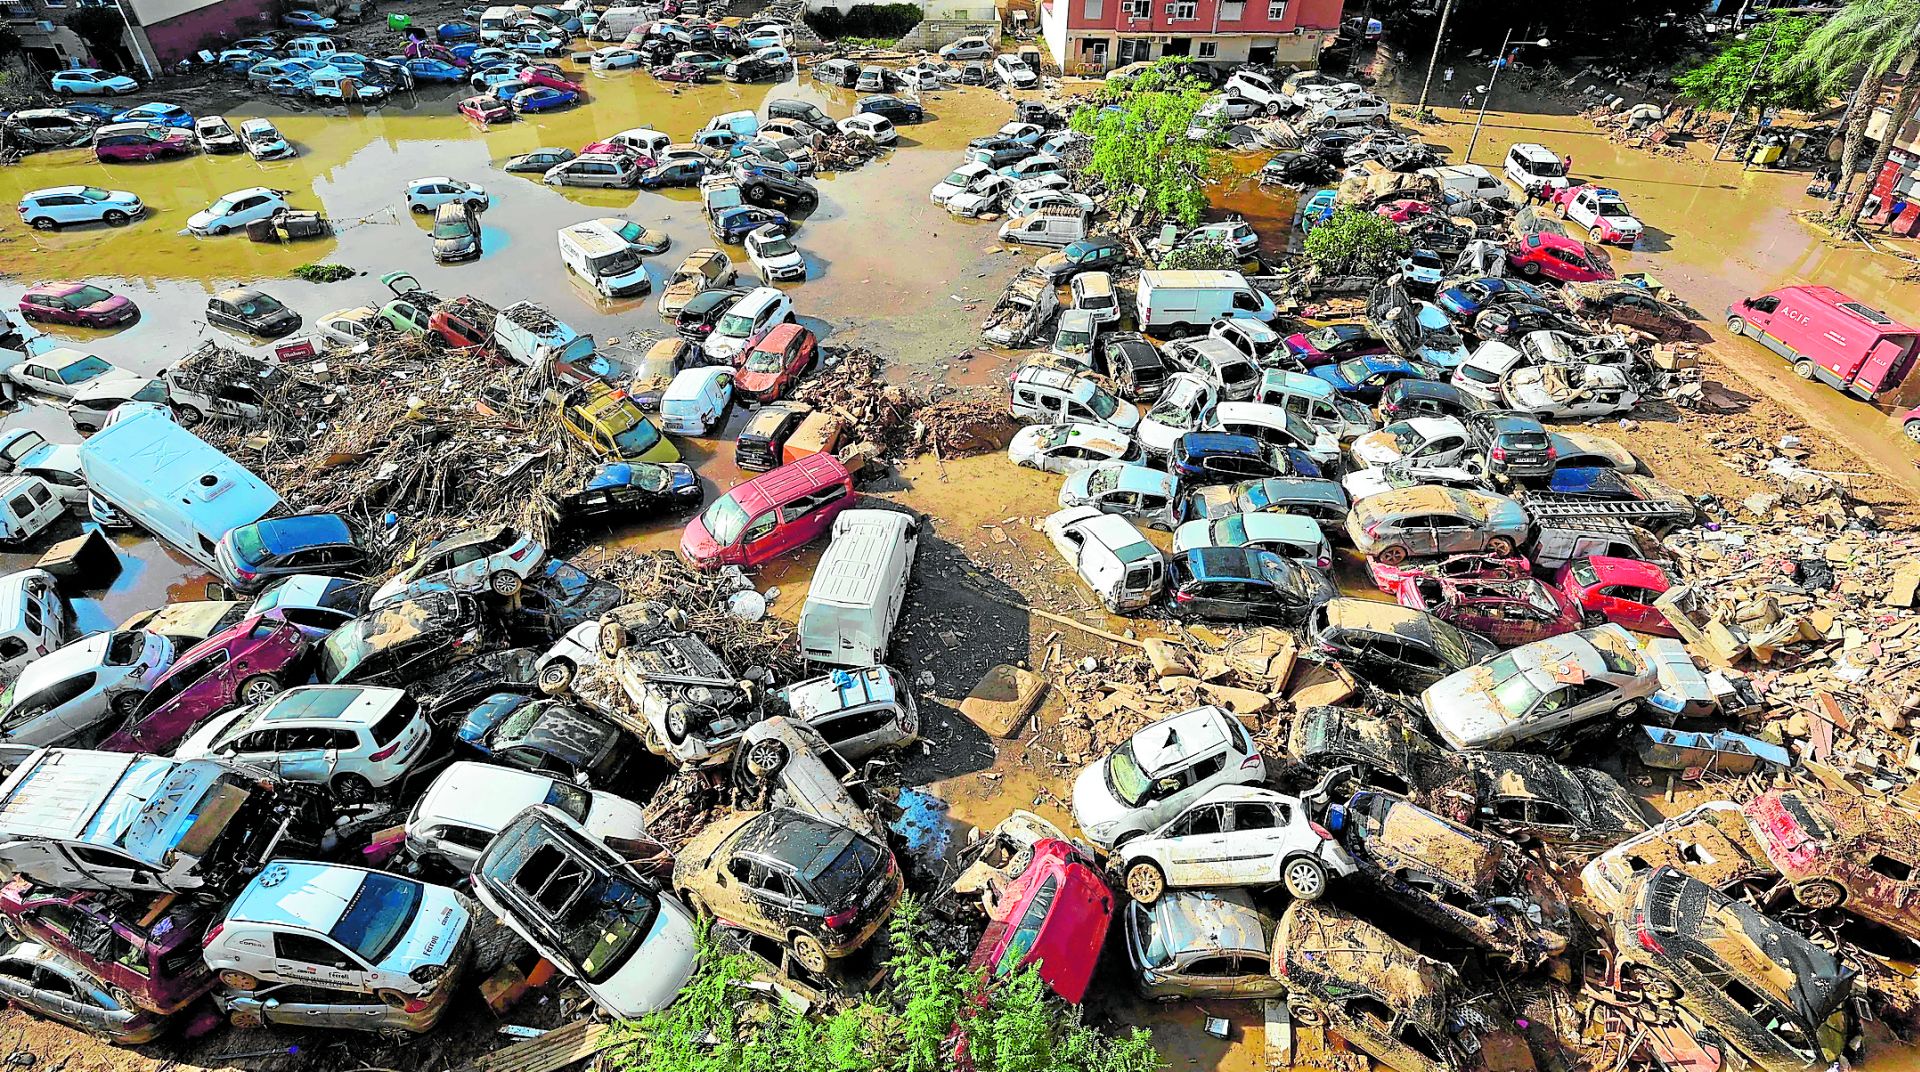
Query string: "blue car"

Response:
xmin=61 ymin=101 xmax=118 ymax=121
xmin=213 ymin=512 xmax=368 ymax=593
xmin=1170 ymin=432 xmax=1320 ymax=487
xmin=281 ymin=9 xmax=338 ymax=30
xmin=1434 ymin=277 xmax=1545 ymax=319
xmin=712 ymin=206 xmax=789 ymax=243
xmin=111 ymin=102 xmax=193 ymax=128
xmin=447 ymin=42 xmax=483 ymax=61
xmin=436 ymin=21 xmax=478 ymax=41
xmin=1301 ymin=188 xmax=1337 ymax=232
xmin=511 ymin=85 xmax=578 ymax=113
xmin=399 ymin=56 xmax=466 ymax=83
xmin=1310 ymin=355 xmax=1437 ymax=402
xmin=324 ymin=52 xmax=371 ymax=76
xmin=466 ymin=47 xmax=516 ymax=70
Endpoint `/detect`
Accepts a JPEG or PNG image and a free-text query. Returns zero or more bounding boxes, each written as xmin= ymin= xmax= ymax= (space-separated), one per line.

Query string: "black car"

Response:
xmin=511 ymin=558 xmax=627 ymax=637
xmin=1299 ymin=129 xmax=1363 ymax=163
xmin=558 ymin=461 xmax=702 ymax=525
xmin=857 ymin=94 xmax=922 ymax=124
xmin=207 ymin=286 xmax=301 ymax=338
xmin=458 ymin=694 xmax=630 ymax=784
xmin=1015 ymin=100 xmax=1059 ymax=129
xmin=1305 ymin=597 xmax=1498 ymax=693
xmin=1466 ymin=409 xmax=1556 ymax=481
xmin=736 ymin=402 xmax=809 ymax=472
xmin=1286 ymin=704 xmax=1450 ymax=797
xmin=1096 ymin=331 xmax=1170 ymax=401
xmin=317 ymin=590 xmax=484 ymax=685
xmin=415 ymin=645 xmax=541 ymax=712
xmin=638 ymin=159 xmax=707 ymax=188
xmin=1259 ymin=151 xmax=1332 ymax=185
xmin=812 ymin=58 xmax=859 ymax=87
xmin=1378 ymin=379 xmax=1483 ymax=423
xmin=1472 ymin=302 xmax=1582 ymax=341
xmin=1166 ymin=546 xmax=1336 ymax=624
xmin=734 ymin=164 xmax=818 ymax=210
xmin=675 ymin=287 xmax=747 ymax=341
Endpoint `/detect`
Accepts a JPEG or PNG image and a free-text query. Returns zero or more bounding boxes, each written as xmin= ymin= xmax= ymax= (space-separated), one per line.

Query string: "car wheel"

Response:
xmin=745 ymin=184 xmax=765 ymax=200
xmin=598 ymin=618 xmax=628 ymax=655
xmin=219 ymin=970 xmax=260 ymax=991
xmin=1623 ymin=964 xmax=1680 ymax=1001
xmin=1264 ymin=100 xmax=1280 ymax=116
xmin=376 ymin=989 xmax=409 ymax=1010
xmin=332 ymin=772 xmax=374 ymax=803
xmin=229 ymin=1009 xmax=266 ymax=1029
xmin=237 ymin=674 xmax=282 ymax=706
xmin=109 ymin=689 xmax=142 ymax=718
xmin=1374 ymin=544 xmax=1408 ymax=566
xmin=746 ymin=737 xmax=788 ymax=778
xmin=174 ymin=404 xmax=207 ymax=427
xmin=665 ymin=702 xmax=692 ymax=742
xmin=28 ymin=215 xmax=59 ymax=232
xmin=1794 ymin=878 xmax=1847 ymax=910
xmin=538 ymin=659 xmax=576 ymax=695
xmin=1793 ymin=358 xmax=1816 ymax=380
xmin=1905 ymin=420 xmax=1920 ymax=446
xmin=1282 ymin=856 xmax=1329 ymax=901
xmin=410 ymin=202 xmax=430 ymax=214
xmin=1486 ymin=536 xmax=1516 ymax=556
xmin=210 ymin=224 xmax=228 ymax=236
xmin=489 ymin=570 xmax=523 ymax=597
xmin=1518 ymin=261 xmax=1542 ymax=278
xmin=789 ymin=932 xmax=829 ymax=976
xmin=1287 ymin=998 xmax=1325 ymax=1028
xmin=1725 ymin=315 xmax=1745 ymax=336
xmin=1123 ymin=860 xmax=1165 ymax=904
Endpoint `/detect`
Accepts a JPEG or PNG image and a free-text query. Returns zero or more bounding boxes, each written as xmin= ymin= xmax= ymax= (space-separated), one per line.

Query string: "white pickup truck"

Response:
xmin=1555 ymin=185 xmax=1643 ymax=247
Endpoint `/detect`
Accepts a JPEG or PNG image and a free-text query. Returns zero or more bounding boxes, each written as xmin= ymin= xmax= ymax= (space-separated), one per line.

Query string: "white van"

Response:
xmin=1008 ymin=363 xmax=1141 ymax=431
xmin=0 ymin=477 xmax=62 ymax=546
xmin=607 ymin=127 xmax=672 ymax=161
xmin=479 ymin=5 xmax=517 ymax=39
xmin=558 ymin=221 xmax=651 ymax=298
xmin=77 ymin=406 xmax=280 ymax=572
xmin=1070 ymin=272 xmax=1120 ymax=327
xmin=1503 ymin=142 xmax=1568 ymax=194
xmin=798 ymin=509 xmax=919 ymax=667
xmin=284 ymin=35 xmax=337 ymax=60
xmin=997 ymin=206 xmax=1087 ymax=247
xmin=593 ymin=4 xmax=645 ymax=40
xmin=0 ymin=568 xmax=71 ymax=674
xmin=1419 ymin=164 xmax=1510 ymax=204
xmin=1043 ymin=506 xmax=1164 ymax=613
xmin=658 ymin=365 xmax=733 ymax=435
xmin=1135 ymin=270 xmax=1276 ymax=336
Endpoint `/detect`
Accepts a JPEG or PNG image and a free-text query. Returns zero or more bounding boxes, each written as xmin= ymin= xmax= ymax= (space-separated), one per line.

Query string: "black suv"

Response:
xmin=676 ymin=287 xmax=747 ymax=341
xmin=734 ymin=164 xmax=818 ymax=210
xmin=1467 ymin=409 xmax=1556 ymax=481
xmin=1097 ymin=332 xmax=1170 ymax=401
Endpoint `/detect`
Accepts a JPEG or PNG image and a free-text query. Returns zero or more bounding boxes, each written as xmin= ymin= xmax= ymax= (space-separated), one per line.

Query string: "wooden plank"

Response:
xmin=453 ymin=1019 xmax=618 ymax=1072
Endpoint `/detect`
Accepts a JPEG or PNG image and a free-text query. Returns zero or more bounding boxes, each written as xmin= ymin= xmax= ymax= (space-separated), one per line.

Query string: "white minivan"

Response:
xmin=798 ymin=509 xmax=919 ymax=667
xmin=558 ymin=221 xmax=651 ymax=298
xmin=1043 ymin=506 xmax=1164 ymax=613
xmin=998 ymin=206 xmax=1087 ymax=247
xmin=0 ymin=476 xmax=63 ymax=546
xmin=0 ymin=568 xmax=71 ymax=674
xmin=658 ymin=365 xmax=734 ymax=435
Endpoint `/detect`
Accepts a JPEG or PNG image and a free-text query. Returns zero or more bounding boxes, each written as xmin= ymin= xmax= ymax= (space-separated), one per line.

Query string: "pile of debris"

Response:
xmin=202 ymin=333 xmax=592 ymax=568
xmin=794 ymin=346 xmax=1011 ymax=461
xmin=814 ymin=131 xmax=890 ymax=171
xmin=569 ymin=547 xmax=804 ymax=681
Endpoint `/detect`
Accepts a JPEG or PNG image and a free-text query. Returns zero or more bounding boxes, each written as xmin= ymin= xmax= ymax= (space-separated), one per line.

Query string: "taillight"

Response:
xmin=201 ymin=923 xmax=224 ymax=949
xmin=1317 ymin=556 xmax=1330 ymax=569
xmin=509 ymin=543 xmax=535 ymax=562
xmin=825 ymin=908 xmax=857 ymax=930
xmin=1635 ymin=923 xmax=1665 ymax=955
xmin=1240 ymin=753 xmax=1262 ymax=770
xmin=1544 ymin=446 xmax=1557 ymax=459
xmin=1491 ymin=445 xmax=1507 ymax=461
xmin=1308 ymin=821 xmax=1333 ymax=839
xmin=1173 ymin=591 xmax=1191 ymax=602
xmin=369 ymin=738 xmax=403 ymax=761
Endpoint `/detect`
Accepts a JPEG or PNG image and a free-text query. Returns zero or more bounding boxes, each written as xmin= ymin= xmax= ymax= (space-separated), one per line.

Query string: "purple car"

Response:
xmin=1282 ymin=323 xmax=1391 ymax=368
xmin=651 ymin=62 xmax=706 ymax=83
xmin=0 ymin=878 xmax=217 ymax=1016
xmin=92 ymin=122 xmax=194 ymax=163
xmin=100 ymin=614 xmax=312 ymax=754
xmin=18 ymin=282 xmax=138 ymax=327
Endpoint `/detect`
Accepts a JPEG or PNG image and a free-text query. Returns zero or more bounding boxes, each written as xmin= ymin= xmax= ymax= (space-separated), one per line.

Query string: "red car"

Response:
xmin=651 ymin=62 xmax=705 ymax=83
xmin=1556 ymin=555 xmax=1676 ymax=637
xmin=1367 ymin=551 xmax=1531 ymax=598
xmin=18 ymin=282 xmax=139 ymax=328
xmin=458 ymin=94 xmax=513 ymax=123
xmin=92 ymin=122 xmax=193 ymax=163
xmin=735 ymin=323 xmax=817 ymax=403
xmin=1745 ymin=788 xmax=1920 ymax=938
xmin=0 ymin=877 xmax=216 ymax=1015
xmin=1507 ymin=231 xmax=1613 ymax=283
xmin=1389 ymin=574 xmax=1580 ymax=647
xmin=514 ymin=63 xmax=574 ymax=91
xmin=966 ymin=839 xmax=1112 ymax=1003
xmin=1281 ymin=323 xmax=1390 ymax=368
xmin=101 ymin=614 xmax=311 ymax=753
xmin=580 ymin=141 xmax=656 ymax=168
xmin=1375 ymin=198 xmax=1435 ymax=222
xmin=681 ymin=453 xmax=853 ymax=570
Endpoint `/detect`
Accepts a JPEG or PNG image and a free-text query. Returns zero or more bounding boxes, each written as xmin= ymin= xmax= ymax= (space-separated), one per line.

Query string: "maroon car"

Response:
xmin=92 ymin=122 xmax=194 ymax=163
xmin=101 ymin=614 xmax=311 ymax=753
xmin=1389 ymin=574 xmax=1582 ymax=647
xmin=18 ymin=282 xmax=139 ymax=328
xmin=0 ymin=878 xmax=216 ymax=1015
xmin=651 ymin=62 xmax=706 ymax=83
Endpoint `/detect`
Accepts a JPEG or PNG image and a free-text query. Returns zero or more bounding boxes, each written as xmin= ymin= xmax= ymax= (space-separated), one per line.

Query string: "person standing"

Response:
xmin=1562 ymin=153 xmax=1573 ymax=175
xmin=1443 ymin=66 xmax=1454 ymax=88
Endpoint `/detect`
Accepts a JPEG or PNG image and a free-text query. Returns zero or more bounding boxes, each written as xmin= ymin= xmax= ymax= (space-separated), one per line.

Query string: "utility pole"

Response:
xmin=1713 ymin=27 xmax=1775 ymax=162
xmin=1465 ymin=26 xmax=1513 ymax=162
xmin=1414 ymin=0 xmax=1456 ymax=115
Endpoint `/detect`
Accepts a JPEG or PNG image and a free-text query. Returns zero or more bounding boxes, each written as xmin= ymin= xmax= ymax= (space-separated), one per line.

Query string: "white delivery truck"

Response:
xmin=798 ymin=509 xmax=919 ymax=667
xmin=1135 ymin=270 xmax=1277 ymax=337
xmin=558 ymin=221 xmax=652 ymax=298
xmin=77 ymin=407 xmax=279 ymax=572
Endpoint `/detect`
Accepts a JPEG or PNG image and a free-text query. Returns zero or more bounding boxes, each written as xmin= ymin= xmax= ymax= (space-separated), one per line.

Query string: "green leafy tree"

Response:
xmin=0 ymin=27 xmax=25 ymax=76
xmin=1158 ymin=239 xmax=1241 ymax=271
xmin=1069 ymin=58 xmax=1220 ymax=227
xmin=1787 ymin=0 xmax=1920 ymax=223
xmin=1302 ymin=207 xmax=1410 ymax=276
xmin=1673 ymin=15 xmax=1824 ymax=117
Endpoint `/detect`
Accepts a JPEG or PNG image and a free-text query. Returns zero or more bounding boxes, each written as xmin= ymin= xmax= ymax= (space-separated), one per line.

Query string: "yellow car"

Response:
xmin=562 ymin=385 xmax=680 ymax=463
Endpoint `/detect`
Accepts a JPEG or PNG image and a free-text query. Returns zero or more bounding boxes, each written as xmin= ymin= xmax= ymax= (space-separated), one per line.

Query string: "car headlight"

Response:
xmin=409 ymin=963 xmax=449 ymax=984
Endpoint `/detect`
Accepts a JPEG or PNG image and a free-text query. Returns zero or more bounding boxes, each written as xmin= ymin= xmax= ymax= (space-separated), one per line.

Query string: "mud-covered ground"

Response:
xmin=6 ymin=34 xmax=1920 ymax=1072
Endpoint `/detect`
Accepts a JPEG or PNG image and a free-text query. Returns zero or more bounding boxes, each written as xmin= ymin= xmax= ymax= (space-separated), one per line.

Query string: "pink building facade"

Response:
xmin=1038 ymin=0 xmax=1343 ymax=74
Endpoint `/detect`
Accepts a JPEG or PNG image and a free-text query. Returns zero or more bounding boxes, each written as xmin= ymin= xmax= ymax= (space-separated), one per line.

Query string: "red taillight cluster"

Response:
xmin=1634 ymin=923 xmax=1665 ymax=954
xmin=201 ymin=923 xmax=225 ymax=949
xmin=825 ymin=908 xmax=857 ymax=930
xmin=1308 ymin=821 xmax=1334 ymax=840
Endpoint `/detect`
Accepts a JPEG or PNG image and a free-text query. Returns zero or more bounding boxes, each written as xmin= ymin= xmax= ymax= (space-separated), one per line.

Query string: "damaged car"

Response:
xmin=318 ymin=591 xmax=485 ymax=687
xmin=1420 ymin=624 xmax=1658 ymax=753
xmin=1305 ymin=598 xmax=1497 ymax=694
xmin=966 ymin=837 xmax=1113 ymax=1004
xmin=1124 ymin=888 xmax=1284 ymax=1001
xmin=0 ymin=878 xmax=216 ymax=1015
xmin=1115 ymin=783 xmax=1355 ymax=905
xmin=605 ymin=602 xmax=763 ymax=767
xmin=1580 ymin=801 xmax=1777 ymax=916
xmin=1745 ymin=787 xmax=1920 ymax=939
xmin=455 ymin=693 xmax=630 ymax=786
xmin=1457 ymin=752 xmax=1646 ymax=851
xmin=1072 ymin=705 xmax=1267 ymax=850
xmin=732 ymin=716 xmax=889 ymax=843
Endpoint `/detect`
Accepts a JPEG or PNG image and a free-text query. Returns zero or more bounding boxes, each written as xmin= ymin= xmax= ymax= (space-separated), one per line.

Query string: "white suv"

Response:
xmin=205 ymin=861 xmax=471 ymax=1001
xmin=370 ymin=525 xmax=545 ymax=606
xmin=1071 ymin=705 xmax=1266 ymax=849
xmin=404 ymin=176 xmax=490 ymax=214
xmin=1115 ymin=785 xmax=1355 ymax=904
xmin=174 ymin=685 xmax=433 ymax=801
xmin=187 ymin=187 xmax=291 ymax=236
xmin=0 ymin=630 xmax=174 ymax=747
xmin=406 ymin=761 xmax=651 ymax=872
xmin=18 ymin=186 xmax=145 ymax=230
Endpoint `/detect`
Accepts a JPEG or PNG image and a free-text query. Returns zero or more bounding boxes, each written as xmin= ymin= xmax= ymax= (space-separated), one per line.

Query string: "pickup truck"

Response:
xmin=1553 ymin=184 xmax=1643 ymax=247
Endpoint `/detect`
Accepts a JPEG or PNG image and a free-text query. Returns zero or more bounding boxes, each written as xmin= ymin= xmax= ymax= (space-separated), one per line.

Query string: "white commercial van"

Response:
xmin=479 ymin=5 xmax=518 ymax=39
xmin=0 ymin=568 xmax=70 ymax=674
xmin=592 ymin=4 xmax=645 ymax=39
xmin=1043 ymin=506 xmax=1164 ymax=613
xmin=997 ymin=206 xmax=1087 ymax=247
xmin=1503 ymin=142 xmax=1569 ymax=194
xmin=558 ymin=221 xmax=651 ymax=298
xmin=798 ymin=509 xmax=919 ymax=667
xmin=77 ymin=406 xmax=280 ymax=572
xmin=0 ymin=476 xmax=62 ymax=546
xmin=1135 ymin=270 xmax=1276 ymax=337
xmin=1419 ymin=164 xmax=1510 ymax=204
xmin=658 ymin=365 xmax=733 ymax=435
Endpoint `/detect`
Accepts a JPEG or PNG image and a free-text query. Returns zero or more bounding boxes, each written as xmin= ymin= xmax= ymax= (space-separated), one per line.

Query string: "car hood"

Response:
xmin=71 ymin=373 xmax=160 ymax=406
xmin=1070 ymin=760 xmax=1126 ymax=846
xmin=593 ymin=894 xmax=699 ymax=1016
xmin=379 ymin=884 xmax=470 ymax=974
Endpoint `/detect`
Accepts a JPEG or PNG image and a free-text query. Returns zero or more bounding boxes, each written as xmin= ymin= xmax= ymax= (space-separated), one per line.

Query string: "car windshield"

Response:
xmin=433 ymin=215 xmax=472 ymax=238
xmin=1055 ymin=326 xmax=1092 ymax=352
xmin=700 ymin=494 xmax=750 ymax=545
xmin=611 ymin=416 xmax=661 ymax=456
xmin=1104 ymin=741 xmax=1152 ymax=807
xmin=1305 ymin=327 xmax=1346 ymax=350
xmin=1336 ymin=358 xmax=1371 ymax=383
xmin=1421 ymin=322 xmax=1465 ymax=350
xmin=1483 ymin=654 xmax=1544 ymax=714
xmin=56 ymin=355 xmax=112 ymax=383
xmin=1038 ymin=425 xmax=1074 ymax=449
xmin=236 ymin=294 xmax=284 ymax=317
xmin=230 ymin=524 xmax=270 ymax=566
xmin=757 ymin=235 xmax=795 ymax=257
xmin=631 ymin=464 xmax=672 ymax=492
xmin=329 ymin=872 xmax=423 ymax=963
xmin=809 ymin=835 xmax=883 ymax=906
xmin=80 ymin=187 xmax=113 ymax=201
xmin=1570 ymin=560 xmax=1601 ymax=588
xmin=746 ymin=348 xmax=791 ymax=372
xmin=318 ymin=626 xmax=374 ymax=683
xmin=544 ymin=859 xmax=660 ymax=982
xmin=1086 ymin=467 xmax=1122 ymax=495
xmin=1386 ymin=424 xmax=1425 ymax=452
xmin=1425 ymin=618 xmax=1476 ymax=667
xmin=715 ymin=311 xmax=756 ymax=337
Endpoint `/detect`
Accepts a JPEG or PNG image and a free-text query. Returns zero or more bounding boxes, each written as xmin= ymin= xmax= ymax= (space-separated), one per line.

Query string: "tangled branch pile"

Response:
xmin=794 ymin=346 xmax=1014 ymax=460
xmin=571 ymin=547 xmax=803 ymax=680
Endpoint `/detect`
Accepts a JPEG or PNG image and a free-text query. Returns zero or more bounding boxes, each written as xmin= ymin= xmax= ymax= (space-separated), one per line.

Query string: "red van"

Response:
xmin=680 ymin=453 xmax=853 ymax=570
xmin=1726 ymin=286 xmax=1920 ymax=400
xmin=965 ymin=839 xmax=1113 ymax=1004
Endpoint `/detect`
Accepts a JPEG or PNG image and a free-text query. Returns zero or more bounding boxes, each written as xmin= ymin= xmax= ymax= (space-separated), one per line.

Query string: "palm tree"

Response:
xmin=1788 ymin=0 xmax=1920 ymax=224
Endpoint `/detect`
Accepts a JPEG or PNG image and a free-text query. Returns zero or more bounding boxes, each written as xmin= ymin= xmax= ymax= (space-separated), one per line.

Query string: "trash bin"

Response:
xmin=387 ymin=12 xmax=411 ymax=31
xmin=1749 ymin=139 xmax=1783 ymax=166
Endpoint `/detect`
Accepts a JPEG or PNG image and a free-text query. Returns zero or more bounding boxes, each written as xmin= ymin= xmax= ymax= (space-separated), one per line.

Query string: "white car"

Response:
xmin=930 ymin=161 xmax=993 ymax=206
xmin=1349 ymin=416 xmax=1473 ymax=469
xmin=1136 ymin=372 xmax=1218 ymax=455
xmin=1422 ymin=625 xmax=1659 ymax=751
xmin=17 ymin=186 xmax=145 ymax=230
xmin=837 ymin=113 xmax=896 ymax=145
xmin=1170 ymin=512 xmax=1332 ymax=569
xmin=895 ymin=67 xmax=944 ymax=90
xmin=1506 ymin=362 xmax=1642 ymax=419
xmin=993 ymin=54 xmax=1037 ymax=89
xmin=1008 ymin=422 xmax=1137 ymax=474
xmin=0 ymin=630 xmax=174 ymax=747
xmin=1071 ymin=705 xmax=1266 ymax=849
xmin=239 ymin=118 xmax=295 ymax=160
xmin=0 ymin=430 xmax=87 ymax=507
xmin=313 ymin=307 xmax=382 ymax=354
xmin=702 ymin=287 xmax=792 ymax=364
xmin=1115 ymin=785 xmax=1356 ymax=904
xmin=590 ymin=46 xmax=645 ymax=70
xmin=405 ymin=176 xmax=490 ymax=214
xmin=188 ymin=186 xmax=291 ymax=236
xmin=50 ymin=68 xmax=138 ymax=95
xmin=193 ymin=115 xmax=243 ymax=153
xmin=205 ymin=862 xmax=471 ymax=1000
xmin=1057 ymin=463 xmax=1177 ymax=531
xmin=371 ymin=525 xmax=545 ymax=606
xmin=1006 ymin=187 xmax=1094 ymax=219
xmin=1183 ymin=219 xmax=1260 ymax=259
xmin=175 ymin=685 xmax=433 ymax=801
xmin=406 ymin=761 xmax=652 ymax=872
xmin=4 ymin=348 xmax=148 ymax=403
xmin=1401 ymin=249 xmax=1446 ymax=287
xmin=1560 ymin=185 xmax=1643 ymax=246
xmin=939 ymin=35 xmax=993 ymax=60
xmin=744 ymin=224 xmax=805 ymax=283
xmin=945 ymin=174 xmax=1010 ymax=218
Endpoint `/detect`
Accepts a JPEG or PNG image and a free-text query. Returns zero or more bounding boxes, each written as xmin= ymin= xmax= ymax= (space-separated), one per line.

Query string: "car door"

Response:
xmin=273 ymin=931 xmax=367 ymax=991
xmin=1159 ymin=802 xmax=1232 ymax=882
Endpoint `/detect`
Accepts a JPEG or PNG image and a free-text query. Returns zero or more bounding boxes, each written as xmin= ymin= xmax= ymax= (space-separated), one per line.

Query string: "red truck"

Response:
xmin=1726 ymin=286 xmax=1920 ymax=402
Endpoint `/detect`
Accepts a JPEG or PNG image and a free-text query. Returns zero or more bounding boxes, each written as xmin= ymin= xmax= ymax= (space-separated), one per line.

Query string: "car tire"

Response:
xmin=1793 ymin=358 xmax=1816 ymax=380
xmin=1123 ymin=860 xmax=1165 ymax=904
xmin=538 ymin=659 xmax=576 ymax=695
xmin=174 ymin=404 xmax=206 ymax=427
xmin=746 ymin=737 xmax=788 ymax=778
xmin=789 ymin=932 xmax=829 ymax=976
xmin=1905 ymin=420 xmax=1920 ymax=446
xmin=1287 ymin=998 xmax=1324 ymax=1028
xmin=28 ymin=216 xmax=58 ymax=231
xmin=1486 ymin=536 xmax=1516 ymax=556
xmin=411 ymin=202 xmax=430 ymax=214
xmin=104 ymin=210 xmax=133 ymax=227
xmin=237 ymin=674 xmax=282 ymax=706
xmin=1282 ymin=856 xmax=1329 ymax=901
xmin=1725 ymin=315 xmax=1746 ymax=336
xmin=108 ymin=689 xmax=142 ymax=720
xmin=598 ymin=618 xmax=628 ymax=656
xmin=219 ymin=970 xmax=260 ymax=991
xmin=332 ymin=772 xmax=374 ymax=803
xmin=745 ymin=184 xmax=765 ymax=200
xmin=1518 ymin=261 xmax=1542 ymax=278
xmin=489 ymin=570 xmax=523 ymax=597
xmin=1373 ymin=544 xmax=1408 ymax=566
xmin=210 ymin=224 xmax=229 ymax=236
xmin=1265 ymin=100 xmax=1280 ymax=116
xmin=1794 ymin=878 xmax=1847 ymax=910
xmin=665 ymin=703 xmax=692 ymax=743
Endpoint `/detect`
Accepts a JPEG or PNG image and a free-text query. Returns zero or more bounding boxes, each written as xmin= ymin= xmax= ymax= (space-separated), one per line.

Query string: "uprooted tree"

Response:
xmin=1069 ymin=58 xmax=1220 ymax=228
xmin=1302 ymin=206 xmax=1410 ymax=277
xmin=1157 ymin=238 xmax=1242 ymax=271
xmin=609 ymin=898 xmax=1160 ymax=1072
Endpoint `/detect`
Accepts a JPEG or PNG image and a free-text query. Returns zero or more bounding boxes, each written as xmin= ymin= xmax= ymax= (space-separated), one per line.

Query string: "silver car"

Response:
xmin=1123 ymin=889 xmax=1284 ymax=1001
xmin=218 ymin=981 xmax=449 ymax=1035
xmin=775 ymin=667 xmax=919 ymax=761
xmin=0 ymin=941 xmax=166 ymax=1043
xmin=732 ymin=716 xmax=888 ymax=843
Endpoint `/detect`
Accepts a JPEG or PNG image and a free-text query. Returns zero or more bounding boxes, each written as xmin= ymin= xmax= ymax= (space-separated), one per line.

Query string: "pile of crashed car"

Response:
xmin=951 ymin=70 xmax=1906 ymax=1072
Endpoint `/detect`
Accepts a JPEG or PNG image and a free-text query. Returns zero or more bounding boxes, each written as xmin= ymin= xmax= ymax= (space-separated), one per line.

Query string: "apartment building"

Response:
xmin=1038 ymin=0 xmax=1343 ymax=75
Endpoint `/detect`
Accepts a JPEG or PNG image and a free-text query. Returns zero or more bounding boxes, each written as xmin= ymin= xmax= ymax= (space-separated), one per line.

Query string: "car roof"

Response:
xmin=1126 ymin=706 xmax=1231 ymax=774
xmin=416 ymin=760 xmax=557 ymax=830
xmin=226 ymin=861 xmax=372 ymax=929
xmin=1179 ymin=432 xmax=1266 ymax=457
xmin=257 ymin=684 xmax=400 ymax=726
xmin=1222 ymin=511 xmax=1323 ymax=543
xmin=1136 ymin=887 xmax=1270 ymax=957
xmin=257 ymin=513 xmax=353 ymax=553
